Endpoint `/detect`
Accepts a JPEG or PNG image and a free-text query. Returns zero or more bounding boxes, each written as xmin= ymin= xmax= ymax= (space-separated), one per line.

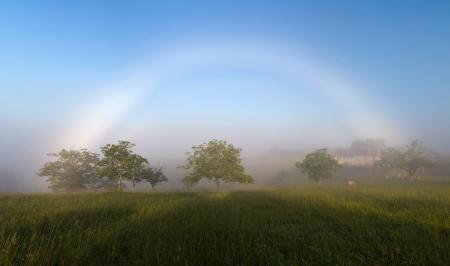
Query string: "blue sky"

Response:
xmin=1 ymin=0 xmax=450 ymax=168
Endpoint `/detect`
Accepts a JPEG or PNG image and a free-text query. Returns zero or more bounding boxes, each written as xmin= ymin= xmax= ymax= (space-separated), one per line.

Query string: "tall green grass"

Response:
xmin=1 ymin=185 xmax=449 ymax=265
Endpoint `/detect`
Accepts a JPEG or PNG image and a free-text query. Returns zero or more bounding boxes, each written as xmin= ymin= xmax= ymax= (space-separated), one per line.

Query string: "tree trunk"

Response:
xmin=118 ymin=174 xmax=122 ymax=192
xmin=215 ymin=179 xmax=220 ymax=191
xmin=132 ymin=176 xmax=135 ymax=192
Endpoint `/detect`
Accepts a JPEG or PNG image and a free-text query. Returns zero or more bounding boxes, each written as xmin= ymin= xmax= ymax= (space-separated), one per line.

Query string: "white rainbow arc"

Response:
xmin=57 ymin=39 xmax=400 ymax=149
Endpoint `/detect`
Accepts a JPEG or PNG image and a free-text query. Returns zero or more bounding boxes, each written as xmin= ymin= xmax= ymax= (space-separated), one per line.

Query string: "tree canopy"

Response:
xmin=376 ymin=140 xmax=432 ymax=180
xmin=181 ymin=139 xmax=253 ymax=190
xmin=125 ymin=154 xmax=149 ymax=192
xmin=141 ymin=167 xmax=167 ymax=189
xmin=39 ymin=140 xmax=167 ymax=192
xmin=37 ymin=149 xmax=99 ymax=192
xmin=97 ymin=141 xmax=138 ymax=191
xmin=296 ymin=149 xmax=340 ymax=183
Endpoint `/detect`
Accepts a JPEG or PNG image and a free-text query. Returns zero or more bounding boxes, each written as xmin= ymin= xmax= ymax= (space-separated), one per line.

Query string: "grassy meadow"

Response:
xmin=1 ymin=185 xmax=449 ymax=265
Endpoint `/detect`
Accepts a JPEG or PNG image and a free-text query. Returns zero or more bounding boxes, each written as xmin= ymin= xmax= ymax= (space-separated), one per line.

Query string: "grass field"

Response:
xmin=1 ymin=185 xmax=449 ymax=265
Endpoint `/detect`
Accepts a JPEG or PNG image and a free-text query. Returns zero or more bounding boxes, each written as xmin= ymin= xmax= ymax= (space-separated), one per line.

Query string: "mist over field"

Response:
xmin=2 ymin=43 xmax=450 ymax=191
xmin=1 ymin=0 xmax=450 ymax=192
xmin=1 ymin=2 xmax=450 ymax=265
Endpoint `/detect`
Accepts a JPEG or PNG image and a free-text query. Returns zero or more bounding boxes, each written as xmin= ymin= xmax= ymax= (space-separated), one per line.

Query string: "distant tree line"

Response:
xmin=38 ymin=139 xmax=434 ymax=192
xmin=37 ymin=141 xmax=167 ymax=192
xmin=294 ymin=140 xmax=434 ymax=183
xmin=38 ymin=139 xmax=254 ymax=192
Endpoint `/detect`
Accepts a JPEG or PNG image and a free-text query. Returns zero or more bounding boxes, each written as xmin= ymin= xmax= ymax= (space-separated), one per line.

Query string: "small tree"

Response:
xmin=181 ymin=139 xmax=253 ymax=190
xmin=403 ymin=140 xmax=433 ymax=179
xmin=37 ymin=149 xmax=99 ymax=192
xmin=295 ymin=149 xmax=340 ymax=183
xmin=126 ymin=154 xmax=148 ymax=192
xmin=375 ymin=147 xmax=405 ymax=177
xmin=97 ymin=140 xmax=136 ymax=191
xmin=141 ymin=167 xmax=167 ymax=189
xmin=376 ymin=140 xmax=432 ymax=180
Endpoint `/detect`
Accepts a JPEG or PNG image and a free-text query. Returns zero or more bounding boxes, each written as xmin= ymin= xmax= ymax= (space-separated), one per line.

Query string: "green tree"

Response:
xmin=141 ymin=167 xmax=167 ymax=189
xmin=181 ymin=139 xmax=253 ymax=190
xmin=97 ymin=140 xmax=140 ymax=191
xmin=403 ymin=140 xmax=433 ymax=179
xmin=126 ymin=154 xmax=148 ymax=192
xmin=37 ymin=149 xmax=99 ymax=192
xmin=375 ymin=147 xmax=405 ymax=176
xmin=295 ymin=149 xmax=340 ymax=183
xmin=376 ymin=140 xmax=432 ymax=180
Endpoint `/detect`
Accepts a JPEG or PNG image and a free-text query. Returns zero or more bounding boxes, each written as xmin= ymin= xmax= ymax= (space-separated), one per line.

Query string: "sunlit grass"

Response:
xmin=1 ymin=185 xmax=449 ymax=265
